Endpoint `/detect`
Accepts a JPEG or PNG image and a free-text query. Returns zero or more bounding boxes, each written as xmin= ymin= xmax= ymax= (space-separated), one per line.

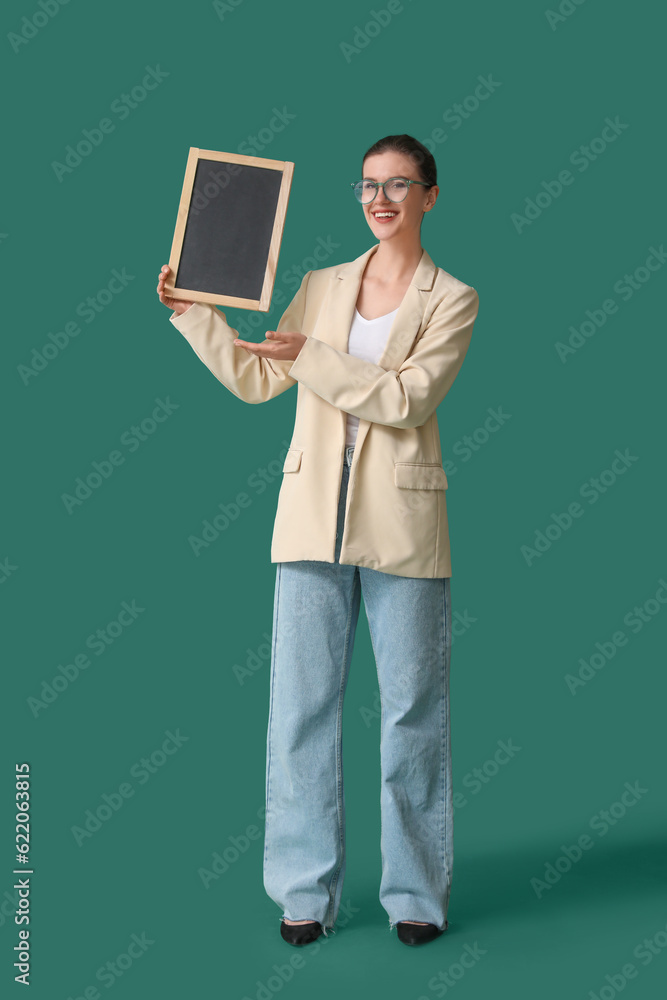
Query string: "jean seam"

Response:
xmin=365 ymin=605 xmax=388 ymax=916
xmin=326 ymin=566 xmax=358 ymax=927
xmin=442 ymin=577 xmax=452 ymax=907
xmin=263 ymin=564 xmax=281 ymax=875
xmin=433 ymin=481 xmax=441 ymax=580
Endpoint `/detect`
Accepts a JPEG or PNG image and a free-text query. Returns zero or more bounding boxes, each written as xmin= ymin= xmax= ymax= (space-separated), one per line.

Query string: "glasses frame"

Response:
xmin=350 ymin=176 xmax=431 ymax=204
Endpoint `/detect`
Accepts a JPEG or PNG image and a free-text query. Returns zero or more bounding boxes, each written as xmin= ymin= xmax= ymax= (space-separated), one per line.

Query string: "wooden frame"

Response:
xmin=165 ymin=148 xmax=294 ymax=311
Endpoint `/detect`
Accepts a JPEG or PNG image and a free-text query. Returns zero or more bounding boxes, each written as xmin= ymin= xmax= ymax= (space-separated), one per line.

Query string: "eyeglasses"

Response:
xmin=350 ymin=176 xmax=431 ymax=204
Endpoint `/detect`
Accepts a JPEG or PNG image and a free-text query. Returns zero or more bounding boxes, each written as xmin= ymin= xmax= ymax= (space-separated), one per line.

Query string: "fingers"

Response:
xmin=157 ymin=265 xmax=170 ymax=297
xmin=234 ymin=339 xmax=261 ymax=353
xmin=233 ymin=340 xmax=278 ymax=357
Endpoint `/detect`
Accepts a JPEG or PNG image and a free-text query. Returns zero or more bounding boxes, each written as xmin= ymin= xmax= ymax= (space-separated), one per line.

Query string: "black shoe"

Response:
xmin=396 ymin=921 xmax=445 ymax=946
xmin=280 ymin=919 xmax=324 ymax=946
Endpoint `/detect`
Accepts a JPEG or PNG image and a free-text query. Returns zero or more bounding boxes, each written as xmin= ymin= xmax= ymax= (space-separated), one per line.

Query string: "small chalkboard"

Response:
xmin=165 ymin=148 xmax=294 ymax=311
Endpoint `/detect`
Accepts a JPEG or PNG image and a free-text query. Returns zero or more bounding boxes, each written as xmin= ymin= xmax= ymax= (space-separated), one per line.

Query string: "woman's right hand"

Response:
xmin=157 ymin=265 xmax=193 ymax=315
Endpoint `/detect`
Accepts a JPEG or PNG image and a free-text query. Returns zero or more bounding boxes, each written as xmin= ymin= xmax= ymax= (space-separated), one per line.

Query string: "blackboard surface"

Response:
xmin=167 ymin=148 xmax=294 ymax=310
xmin=176 ymin=159 xmax=283 ymax=301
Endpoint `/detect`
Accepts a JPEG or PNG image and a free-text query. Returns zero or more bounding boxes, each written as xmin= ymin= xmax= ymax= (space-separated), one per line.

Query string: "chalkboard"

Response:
xmin=165 ymin=148 xmax=294 ymax=311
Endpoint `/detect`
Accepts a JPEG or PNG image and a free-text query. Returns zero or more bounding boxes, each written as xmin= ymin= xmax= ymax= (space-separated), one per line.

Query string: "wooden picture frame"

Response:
xmin=164 ymin=148 xmax=294 ymax=311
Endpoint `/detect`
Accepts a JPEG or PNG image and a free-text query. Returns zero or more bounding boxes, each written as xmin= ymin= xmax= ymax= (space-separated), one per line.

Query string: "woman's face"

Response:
xmin=360 ymin=150 xmax=438 ymax=241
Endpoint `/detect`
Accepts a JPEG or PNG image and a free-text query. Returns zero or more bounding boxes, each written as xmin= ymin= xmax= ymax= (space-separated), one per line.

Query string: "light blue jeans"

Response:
xmin=263 ymin=445 xmax=453 ymax=936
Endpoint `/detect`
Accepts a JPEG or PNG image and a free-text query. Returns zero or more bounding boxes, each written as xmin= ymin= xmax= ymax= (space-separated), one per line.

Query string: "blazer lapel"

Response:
xmin=316 ymin=242 xmax=439 ymax=371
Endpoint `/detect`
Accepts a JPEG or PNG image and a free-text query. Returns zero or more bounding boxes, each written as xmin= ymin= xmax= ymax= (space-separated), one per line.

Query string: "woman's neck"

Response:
xmin=368 ymin=238 xmax=423 ymax=285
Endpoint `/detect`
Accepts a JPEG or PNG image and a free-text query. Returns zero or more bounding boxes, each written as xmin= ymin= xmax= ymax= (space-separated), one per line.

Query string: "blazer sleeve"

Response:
xmin=287 ymin=283 xmax=479 ymax=429
xmin=168 ymin=270 xmax=313 ymax=404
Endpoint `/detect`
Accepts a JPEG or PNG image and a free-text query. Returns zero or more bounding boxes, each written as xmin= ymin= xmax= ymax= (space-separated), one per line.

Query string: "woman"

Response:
xmin=157 ymin=134 xmax=479 ymax=948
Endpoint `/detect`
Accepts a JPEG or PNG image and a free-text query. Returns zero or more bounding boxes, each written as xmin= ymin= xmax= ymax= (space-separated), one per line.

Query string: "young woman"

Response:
xmin=157 ymin=134 xmax=479 ymax=948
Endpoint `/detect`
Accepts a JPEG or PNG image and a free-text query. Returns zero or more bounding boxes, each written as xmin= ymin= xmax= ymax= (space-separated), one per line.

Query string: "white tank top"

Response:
xmin=344 ymin=306 xmax=399 ymax=446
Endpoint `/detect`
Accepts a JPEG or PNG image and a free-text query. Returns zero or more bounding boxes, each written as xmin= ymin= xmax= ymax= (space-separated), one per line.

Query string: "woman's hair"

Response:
xmin=361 ymin=134 xmax=437 ymax=189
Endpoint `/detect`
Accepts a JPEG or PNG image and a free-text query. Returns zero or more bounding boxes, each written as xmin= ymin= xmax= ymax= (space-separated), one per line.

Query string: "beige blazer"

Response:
xmin=169 ymin=242 xmax=479 ymax=578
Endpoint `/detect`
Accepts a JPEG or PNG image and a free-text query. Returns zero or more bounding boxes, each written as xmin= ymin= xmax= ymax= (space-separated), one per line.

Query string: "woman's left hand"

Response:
xmin=233 ymin=330 xmax=306 ymax=361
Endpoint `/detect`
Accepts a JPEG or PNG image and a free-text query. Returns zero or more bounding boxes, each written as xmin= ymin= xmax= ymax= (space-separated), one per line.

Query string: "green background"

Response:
xmin=2 ymin=0 xmax=666 ymax=996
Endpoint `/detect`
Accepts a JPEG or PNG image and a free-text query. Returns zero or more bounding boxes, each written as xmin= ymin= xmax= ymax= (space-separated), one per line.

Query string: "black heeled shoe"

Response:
xmin=280 ymin=919 xmax=324 ymax=946
xmin=396 ymin=921 xmax=446 ymax=946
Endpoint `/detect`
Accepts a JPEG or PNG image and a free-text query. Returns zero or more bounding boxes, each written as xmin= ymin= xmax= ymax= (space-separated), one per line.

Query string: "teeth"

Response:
xmin=374 ymin=212 xmax=396 ymax=218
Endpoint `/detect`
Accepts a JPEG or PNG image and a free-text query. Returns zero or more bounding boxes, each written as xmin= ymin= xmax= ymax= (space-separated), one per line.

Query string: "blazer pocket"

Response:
xmin=394 ymin=462 xmax=448 ymax=490
xmin=282 ymin=448 xmax=303 ymax=473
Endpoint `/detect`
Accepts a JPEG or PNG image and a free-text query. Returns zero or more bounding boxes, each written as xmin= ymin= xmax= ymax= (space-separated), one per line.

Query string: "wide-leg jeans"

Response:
xmin=263 ymin=445 xmax=453 ymax=935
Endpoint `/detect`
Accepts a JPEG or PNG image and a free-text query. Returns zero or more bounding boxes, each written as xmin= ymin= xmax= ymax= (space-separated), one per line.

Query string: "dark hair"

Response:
xmin=361 ymin=134 xmax=437 ymax=189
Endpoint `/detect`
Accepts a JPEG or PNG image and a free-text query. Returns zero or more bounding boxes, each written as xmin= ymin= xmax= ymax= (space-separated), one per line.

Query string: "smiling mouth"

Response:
xmin=373 ymin=211 xmax=398 ymax=219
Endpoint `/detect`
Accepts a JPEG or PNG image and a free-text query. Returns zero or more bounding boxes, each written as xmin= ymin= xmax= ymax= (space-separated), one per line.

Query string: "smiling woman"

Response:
xmin=157 ymin=132 xmax=479 ymax=949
